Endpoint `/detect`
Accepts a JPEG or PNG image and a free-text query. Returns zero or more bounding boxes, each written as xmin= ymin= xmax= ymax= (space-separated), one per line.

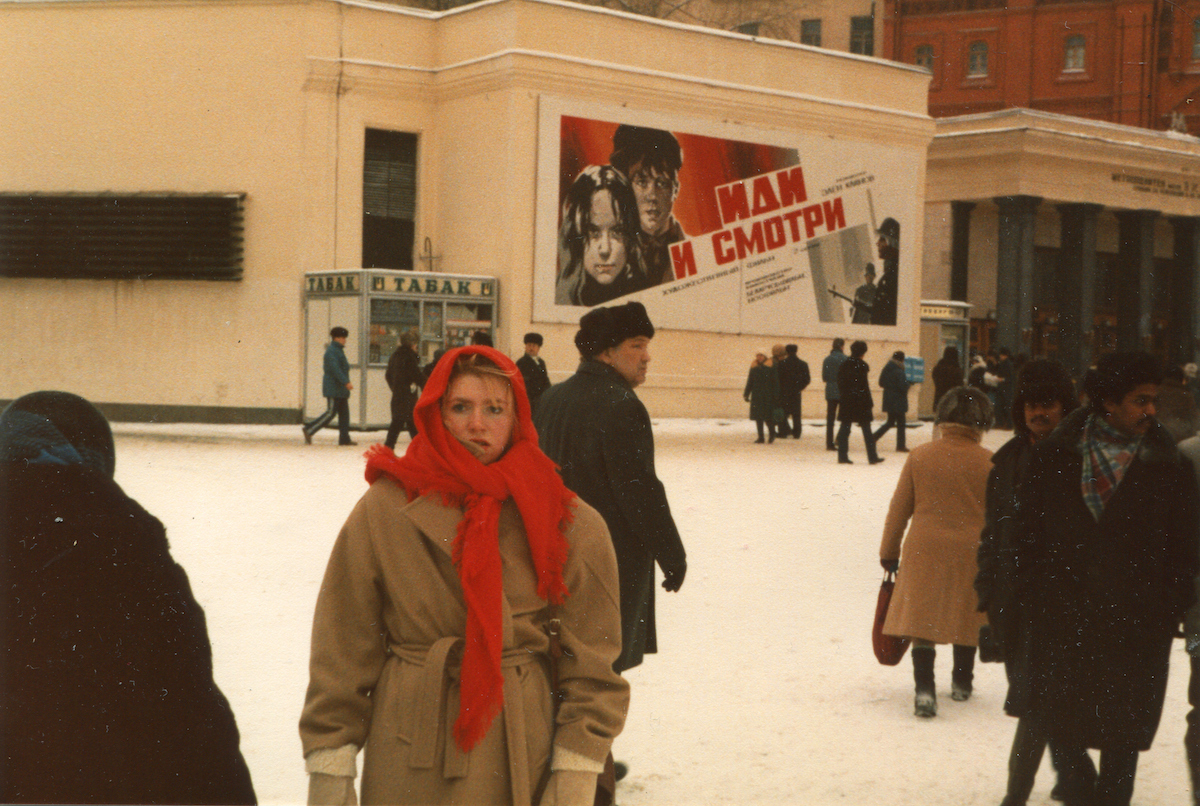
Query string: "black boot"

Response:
xmin=912 ymin=645 xmax=936 ymax=717
xmin=952 ymin=644 xmax=975 ymax=701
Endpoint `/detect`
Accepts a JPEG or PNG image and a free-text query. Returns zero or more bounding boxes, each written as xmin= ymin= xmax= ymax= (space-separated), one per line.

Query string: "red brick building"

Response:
xmin=882 ymin=0 xmax=1200 ymax=135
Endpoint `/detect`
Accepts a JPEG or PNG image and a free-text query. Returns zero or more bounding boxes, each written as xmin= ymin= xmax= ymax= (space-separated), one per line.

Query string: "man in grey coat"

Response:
xmin=822 ymin=338 xmax=848 ymax=451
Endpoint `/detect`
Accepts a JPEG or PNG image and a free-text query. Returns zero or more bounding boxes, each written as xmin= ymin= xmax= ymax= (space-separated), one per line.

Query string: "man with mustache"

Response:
xmin=609 ymin=125 xmax=688 ymax=288
xmin=975 ymin=360 xmax=1097 ymax=805
xmin=1007 ymin=351 xmax=1199 ymax=806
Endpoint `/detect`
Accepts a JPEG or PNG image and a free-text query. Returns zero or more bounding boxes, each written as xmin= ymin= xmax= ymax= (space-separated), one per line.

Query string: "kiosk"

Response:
xmin=303 ymin=270 xmax=499 ymax=431
xmin=918 ymin=300 xmax=971 ymax=418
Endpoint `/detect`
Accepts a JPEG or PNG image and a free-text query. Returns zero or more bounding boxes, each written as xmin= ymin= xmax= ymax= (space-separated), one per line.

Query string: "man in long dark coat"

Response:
xmin=1014 ymin=351 xmax=1199 ymax=806
xmin=774 ymin=343 xmax=811 ymax=438
xmin=384 ymin=328 xmax=422 ymax=449
xmin=515 ymin=331 xmax=551 ymax=415
xmin=0 ymin=392 xmax=256 ymax=805
xmin=534 ymin=301 xmax=687 ymax=675
xmin=974 ymin=359 xmax=1096 ymax=806
xmin=834 ymin=340 xmax=883 ymax=464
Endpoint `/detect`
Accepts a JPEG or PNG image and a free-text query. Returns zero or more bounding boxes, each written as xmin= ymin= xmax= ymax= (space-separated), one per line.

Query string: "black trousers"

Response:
xmin=825 ymin=400 xmax=839 ymax=448
xmin=1187 ymin=655 xmax=1200 ymax=804
xmin=1001 ymin=715 xmax=1097 ymax=806
xmin=304 ymin=397 xmax=351 ymax=444
xmin=836 ymin=418 xmax=879 ymax=462
xmin=872 ymin=411 xmax=906 ymax=450
xmin=384 ymin=398 xmax=417 ymax=449
xmin=780 ymin=395 xmax=801 ymax=437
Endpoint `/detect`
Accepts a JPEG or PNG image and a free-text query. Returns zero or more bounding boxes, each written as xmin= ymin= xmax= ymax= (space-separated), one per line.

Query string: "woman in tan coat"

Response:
xmin=879 ymin=386 xmax=994 ymax=718
xmin=300 ymin=346 xmax=628 ymax=805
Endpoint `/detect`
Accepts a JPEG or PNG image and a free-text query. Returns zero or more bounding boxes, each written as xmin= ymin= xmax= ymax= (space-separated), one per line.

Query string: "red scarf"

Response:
xmin=363 ymin=345 xmax=573 ymax=753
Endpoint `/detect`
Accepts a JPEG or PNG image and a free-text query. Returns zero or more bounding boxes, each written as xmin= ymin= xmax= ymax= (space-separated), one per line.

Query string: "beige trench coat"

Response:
xmin=879 ymin=424 xmax=992 ymax=646
xmin=300 ymin=477 xmax=629 ymax=805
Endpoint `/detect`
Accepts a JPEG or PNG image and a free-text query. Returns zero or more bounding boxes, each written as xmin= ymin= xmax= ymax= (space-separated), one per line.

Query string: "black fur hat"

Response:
xmin=575 ymin=302 xmax=655 ymax=359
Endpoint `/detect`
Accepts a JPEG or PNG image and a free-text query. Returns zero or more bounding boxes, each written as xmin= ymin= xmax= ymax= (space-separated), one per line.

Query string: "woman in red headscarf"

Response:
xmin=300 ymin=346 xmax=628 ymax=806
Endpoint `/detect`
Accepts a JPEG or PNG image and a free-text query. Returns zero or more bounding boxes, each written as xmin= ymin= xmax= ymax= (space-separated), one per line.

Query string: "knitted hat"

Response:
xmin=0 ymin=391 xmax=116 ymax=477
xmin=575 ymin=301 xmax=655 ymax=359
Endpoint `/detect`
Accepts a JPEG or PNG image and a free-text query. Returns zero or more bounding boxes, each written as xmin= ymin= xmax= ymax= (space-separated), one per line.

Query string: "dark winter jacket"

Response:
xmin=744 ymin=363 xmax=781 ymax=422
xmin=776 ymin=354 xmax=811 ymax=400
xmin=877 ymin=359 xmax=910 ymax=415
xmin=0 ymin=462 xmax=256 ymax=805
xmin=1012 ymin=408 xmax=1199 ymax=749
xmin=516 ymin=353 xmax=551 ymax=414
xmin=836 ymin=356 xmax=873 ymax=423
xmin=534 ymin=360 xmax=687 ymax=673
xmin=322 ymin=340 xmax=351 ymax=399
xmin=932 ymin=357 xmax=963 ymax=408
xmin=385 ymin=344 xmax=422 ymax=416
xmin=822 ymin=350 xmax=847 ymax=402
xmin=974 ymin=434 xmax=1034 ymax=685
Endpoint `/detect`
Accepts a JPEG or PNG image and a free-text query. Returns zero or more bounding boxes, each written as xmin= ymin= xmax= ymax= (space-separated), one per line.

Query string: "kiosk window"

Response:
xmin=363 ymin=129 xmax=417 ymax=270
xmin=369 ymin=298 xmax=420 ymax=364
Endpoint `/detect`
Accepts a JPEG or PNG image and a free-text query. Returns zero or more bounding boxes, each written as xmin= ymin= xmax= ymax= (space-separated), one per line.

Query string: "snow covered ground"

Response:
xmin=109 ymin=418 xmax=1196 ymax=805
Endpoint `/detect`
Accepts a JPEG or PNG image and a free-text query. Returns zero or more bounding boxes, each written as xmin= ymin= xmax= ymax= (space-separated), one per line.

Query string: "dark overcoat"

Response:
xmin=974 ymin=434 xmax=1036 ymax=704
xmin=877 ymin=359 xmax=910 ymax=415
xmin=836 ymin=356 xmax=873 ymax=423
xmin=931 ymin=357 xmax=963 ymax=408
xmin=744 ymin=363 xmax=780 ymax=421
xmin=1013 ymin=409 xmax=1200 ymax=749
xmin=385 ymin=345 xmax=422 ymax=422
xmin=776 ymin=354 xmax=811 ymax=400
xmin=533 ymin=360 xmax=687 ymax=672
xmin=0 ymin=462 xmax=256 ymax=805
xmin=516 ymin=353 xmax=551 ymax=414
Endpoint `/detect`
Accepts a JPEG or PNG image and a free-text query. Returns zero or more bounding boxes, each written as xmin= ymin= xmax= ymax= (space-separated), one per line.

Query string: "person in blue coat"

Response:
xmin=873 ymin=350 xmax=912 ymax=452
xmin=303 ymin=326 xmax=355 ymax=446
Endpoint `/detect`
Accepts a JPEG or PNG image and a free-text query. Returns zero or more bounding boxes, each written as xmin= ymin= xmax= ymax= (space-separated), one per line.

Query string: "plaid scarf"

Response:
xmin=1080 ymin=413 xmax=1141 ymax=521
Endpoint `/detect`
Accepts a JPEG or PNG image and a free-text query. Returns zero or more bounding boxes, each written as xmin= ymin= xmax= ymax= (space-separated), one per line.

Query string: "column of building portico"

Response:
xmin=1115 ymin=209 xmax=1159 ymax=351
xmin=994 ymin=196 xmax=1041 ymax=354
xmin=1057 ymin=203 xmax=1102 ymax=379
xmin=950 ymin=201 xmax=974 ymax=302
xmin=1171 ymin=216 xmax=1200 ymax=365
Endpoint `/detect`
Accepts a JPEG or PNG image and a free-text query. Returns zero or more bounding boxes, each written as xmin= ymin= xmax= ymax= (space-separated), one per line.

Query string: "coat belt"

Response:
xmin=389 ymin=637 xmax=542 ymax=805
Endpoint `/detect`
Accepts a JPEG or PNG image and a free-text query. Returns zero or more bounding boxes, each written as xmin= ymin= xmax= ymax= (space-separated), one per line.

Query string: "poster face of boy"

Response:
xmin=628 ymin=160 xmax=677 ymax=239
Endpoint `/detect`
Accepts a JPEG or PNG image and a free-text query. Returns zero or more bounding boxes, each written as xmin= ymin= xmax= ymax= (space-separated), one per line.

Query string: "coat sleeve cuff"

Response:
xmin=552 ymin=745 xmax=606 ymax=773
xmin=305 ymin=744 xmax=359 ymax=777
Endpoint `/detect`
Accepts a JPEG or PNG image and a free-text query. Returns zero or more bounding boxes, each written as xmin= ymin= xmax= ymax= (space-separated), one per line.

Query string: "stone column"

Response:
xmin=994 ymin=195 xmax=1041 ymax=354
xmin=1172 ymin=216 xmax=1200 ymax=365
xmin=1057 ymin=203 xmax=1102 ymax=378
xmin=1115 ymin=209 xmax=1158 ymax=351
xmin=950 ymin=201 xmax=975 ymax=302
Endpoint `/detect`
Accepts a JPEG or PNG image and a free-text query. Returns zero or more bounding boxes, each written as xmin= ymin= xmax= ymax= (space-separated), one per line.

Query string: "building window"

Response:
xmin=734 ymin=21 xmax=760 ymax=36
xmin=0 ymin=193 xmax=244 ymax=280
xmin=914 ymin=44 xmax=934 ymax=68
xmin=1193 ymin=17 xmax=1200 ymax=61
xmin=967 ymin=41 xmax=989 ymax=77
xmin=800 ymin=18 xmax=821 ymax=46
xmin=1064 ymin=34 xmax=1086 ymax=71
xmin=850 ymin=16 xmax=874 ymax=55
xmin=363 ymin=128 xmax=417 ymax=271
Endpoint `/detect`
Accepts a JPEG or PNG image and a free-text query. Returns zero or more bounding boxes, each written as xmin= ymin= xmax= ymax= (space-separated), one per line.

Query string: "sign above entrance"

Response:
xmin=306 ymin=270 xmax=496 ymax=299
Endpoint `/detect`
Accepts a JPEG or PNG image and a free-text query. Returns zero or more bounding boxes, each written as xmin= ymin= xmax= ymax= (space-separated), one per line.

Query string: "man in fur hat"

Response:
xmin=535 ymin=302 xmax=687 ymax=781
xmin=515 ymin=331 xmax=551 ymax=415
xmin=1010 ymin=352 xmax=1199 ymax=806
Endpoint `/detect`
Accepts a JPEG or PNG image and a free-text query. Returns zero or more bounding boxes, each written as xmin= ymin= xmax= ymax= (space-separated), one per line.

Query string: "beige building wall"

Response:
xmin=1 ymin=0 xmax=931 ymax=422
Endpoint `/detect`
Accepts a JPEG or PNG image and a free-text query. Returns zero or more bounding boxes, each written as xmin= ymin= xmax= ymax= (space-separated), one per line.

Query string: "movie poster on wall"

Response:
xmin=533 ymin=96 xmax=921 ymax=337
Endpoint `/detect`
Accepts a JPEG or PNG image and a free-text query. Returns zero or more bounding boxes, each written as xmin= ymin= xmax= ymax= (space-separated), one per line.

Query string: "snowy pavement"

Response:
xmin=109 ymin=419 xmax=1195 ymax=805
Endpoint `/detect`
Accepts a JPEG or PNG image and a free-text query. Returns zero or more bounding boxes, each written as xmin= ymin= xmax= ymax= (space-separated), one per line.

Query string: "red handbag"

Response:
xmin=873 ymin=570 xmax=911 ymax=665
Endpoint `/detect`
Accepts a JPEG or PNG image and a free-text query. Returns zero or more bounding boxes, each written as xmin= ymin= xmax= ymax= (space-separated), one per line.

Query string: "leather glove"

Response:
xmin=880 ymin=558 xmax=899 ymax=573
xmin=537 ymin=770 xmax=599 ymax=806
xmin=662 ymin=561 xmax=686 ymax=592
xmin=308 ymin=773 xmax=357 ymax=806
